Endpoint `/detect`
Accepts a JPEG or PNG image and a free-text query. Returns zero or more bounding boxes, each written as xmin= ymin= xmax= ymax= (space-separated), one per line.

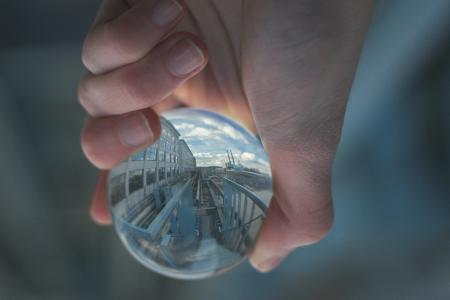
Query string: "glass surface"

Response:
xmin=108 ymin=108 xmax=273 ymax=279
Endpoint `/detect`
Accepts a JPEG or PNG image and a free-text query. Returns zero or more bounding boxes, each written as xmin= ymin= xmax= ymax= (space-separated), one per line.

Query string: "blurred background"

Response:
xmin=0 ymin=0 xmax=449 ymax=299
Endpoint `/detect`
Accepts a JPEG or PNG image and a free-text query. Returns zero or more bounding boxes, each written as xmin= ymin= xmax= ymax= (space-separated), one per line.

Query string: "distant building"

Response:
xmin=177 ymin=139 xmax=196 ymax=173
xmin=109 ymin=117 xmax=195 ymax=210
xmin=158 ymin=118 xmax=180 ymax=180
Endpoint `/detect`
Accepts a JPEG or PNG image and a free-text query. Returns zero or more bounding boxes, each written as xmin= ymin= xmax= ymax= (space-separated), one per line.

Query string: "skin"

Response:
xmin=79 ymin=0 xmax=373 ymax=272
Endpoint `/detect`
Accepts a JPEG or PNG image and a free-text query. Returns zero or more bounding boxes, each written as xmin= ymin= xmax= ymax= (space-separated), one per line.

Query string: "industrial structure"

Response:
xmin=109 ymin=118 xmax=196 ymax=215
xmin=108 ymin=118 xmax=271 ymax=273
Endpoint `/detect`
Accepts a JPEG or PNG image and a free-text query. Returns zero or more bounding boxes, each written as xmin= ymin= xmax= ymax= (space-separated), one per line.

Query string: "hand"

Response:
xmin=79 ymin=0 xmax=373 ymax=272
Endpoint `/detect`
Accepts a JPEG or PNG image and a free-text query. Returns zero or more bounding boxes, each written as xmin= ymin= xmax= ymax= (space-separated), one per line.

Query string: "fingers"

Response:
xmin=79 ymin=32 xmax=208 ymax=117
xmin=249 ymin=150 xmax=334 ymax=273
xmin=90 ymin=171 xmax=112 ymax=225
xmin=81 ymin=108 xmax=161 ymax=170
xmin=83 ymin=0 xmax=185 ymax=74
xmin=80 ymin=0 xmax=207 ymax=226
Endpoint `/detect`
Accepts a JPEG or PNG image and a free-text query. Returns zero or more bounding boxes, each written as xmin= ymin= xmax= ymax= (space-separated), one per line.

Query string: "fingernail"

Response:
xmin=166 ymin=39 xmax=205 ymax=77
xmin=151 ymin=0 xmax=183 ymax=27
xmin=250 ymin=255 xmax=285 ymax=273
xmin=118 ymin=112 xmax=153 ymax=147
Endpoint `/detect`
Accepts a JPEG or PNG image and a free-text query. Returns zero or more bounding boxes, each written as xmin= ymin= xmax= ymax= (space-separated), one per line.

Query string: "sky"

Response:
xmin=163 ymin=109 xmax=270 ymax=175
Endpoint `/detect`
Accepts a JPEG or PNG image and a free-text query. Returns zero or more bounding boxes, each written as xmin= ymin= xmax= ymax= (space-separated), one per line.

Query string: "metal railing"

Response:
xmin=222 ymin=177 xmax=267 ymax=213
xmin=116 ymin=175 xmax=267 ymax=252
xmin=117 ymin=178 xmax=192 ymax=240
xmin=146 ymin=178 xmax=192 ymax=239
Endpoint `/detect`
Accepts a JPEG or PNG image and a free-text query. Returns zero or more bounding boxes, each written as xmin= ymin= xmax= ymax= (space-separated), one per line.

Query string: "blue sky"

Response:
xmin=163 ymin=109 xmax=270 ymax=175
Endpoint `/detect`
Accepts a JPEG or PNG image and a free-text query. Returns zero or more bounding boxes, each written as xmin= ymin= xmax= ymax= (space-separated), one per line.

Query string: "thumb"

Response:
xmin=249 ymin=149 xmax=334 ymax=273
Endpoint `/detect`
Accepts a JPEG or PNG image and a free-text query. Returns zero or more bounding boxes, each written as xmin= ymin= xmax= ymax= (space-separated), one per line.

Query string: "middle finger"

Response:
xmin=79 ymin=32 xmax=208 ymax=117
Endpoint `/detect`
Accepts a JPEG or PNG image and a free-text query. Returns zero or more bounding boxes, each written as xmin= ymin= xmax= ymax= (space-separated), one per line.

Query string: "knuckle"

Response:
xmin=81 ymin=35 xmax=99 ymax=73
xmin=77 ymin=77 xmax=96 ymax=116
xmin=80 ymin=126 xmax=109 ymax=170
xmin=104 ymin=21 xmax=134 ymax=61
xmin=82 ymin=21 xmax=134 ymax=73
xmin=116 ymin=70 xmax=151 ymax=108
xmin=81 ymin=47 xmax=93 ymax=72
xmin=80 ymin=126 xmax=96 ymax=162
xmin=78 ymin=79 xmax=90 ymax=110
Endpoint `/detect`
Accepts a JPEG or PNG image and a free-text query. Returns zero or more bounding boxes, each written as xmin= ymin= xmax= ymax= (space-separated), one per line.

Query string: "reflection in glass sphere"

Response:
xmin=108 ymin=109 xmax=272 ymax=279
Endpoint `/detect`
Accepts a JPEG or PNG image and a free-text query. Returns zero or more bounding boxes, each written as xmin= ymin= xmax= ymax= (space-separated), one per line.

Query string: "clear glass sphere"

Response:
xmin=108 ymin=108 xmax=272 ymax=279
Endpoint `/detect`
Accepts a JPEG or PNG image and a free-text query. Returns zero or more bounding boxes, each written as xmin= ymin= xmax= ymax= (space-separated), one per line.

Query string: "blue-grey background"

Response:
xmin=0 ymin=0 xmax=449 ymax=299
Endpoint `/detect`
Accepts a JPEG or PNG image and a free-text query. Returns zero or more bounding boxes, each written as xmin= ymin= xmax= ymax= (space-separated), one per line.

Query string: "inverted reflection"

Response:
xmin=108 ymin=109 xmax=272 ymax=279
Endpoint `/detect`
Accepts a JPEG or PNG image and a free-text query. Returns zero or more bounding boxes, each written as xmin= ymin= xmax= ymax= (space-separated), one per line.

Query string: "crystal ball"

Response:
xmin=108 ymin=108 xmax=272 ymax=279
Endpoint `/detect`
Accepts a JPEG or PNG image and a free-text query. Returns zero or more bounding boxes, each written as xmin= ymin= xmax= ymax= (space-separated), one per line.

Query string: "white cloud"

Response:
xmin=174 ymin=123 xmax=195 ymax=130
xmin=222 ymin=125 xmax=249 ymax=145
xmin=195 ymin=152 xmax=214 ymax=158
xmin=194 ymin=117 xmax=248 ymax=143
xmin=167 ymin=111 xmax=270 ymax=171
xmin=196 ymin=156 xmax=226 ymax=167
xmin=185 ymin=127 xmax=213 ymax=138
xmin=240 ymin=152 xmax=256 ymax=161
xmin=201 ymin=117 xmax=222 ymax=129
